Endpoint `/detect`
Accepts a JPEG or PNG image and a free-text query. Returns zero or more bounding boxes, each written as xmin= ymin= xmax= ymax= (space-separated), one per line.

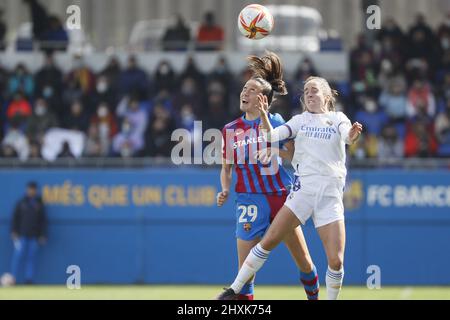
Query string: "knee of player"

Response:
xmin=328 ymin=257 xmax=344 ymax=271
xmin=260 ymin=235 xmax=278 ymax=251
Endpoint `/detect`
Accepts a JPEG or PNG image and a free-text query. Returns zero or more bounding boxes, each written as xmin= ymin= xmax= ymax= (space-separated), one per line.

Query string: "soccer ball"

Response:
xmin=238 ymin=4 xmax=274 ymax=40
xmin=0 ymin=273 xmax=15 ymax=287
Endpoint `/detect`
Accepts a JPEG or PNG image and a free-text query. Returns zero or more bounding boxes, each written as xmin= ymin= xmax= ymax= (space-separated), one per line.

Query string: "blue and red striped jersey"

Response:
xmin=222 ymin=113 xmax=292 ymax=195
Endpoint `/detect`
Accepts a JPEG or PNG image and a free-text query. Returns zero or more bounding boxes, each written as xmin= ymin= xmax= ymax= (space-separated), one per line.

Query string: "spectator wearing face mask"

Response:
xmin=116 ymin=94 xmax=148 ymax=137
xmin=89 ymin=103 xmax=118 ymax=155
xmin=177 ymin=103 xmax=196 ymax=132
xmin=61 ymin=75 xmax=83 ymax=119
xmin=172 ymin=77 xmax=203 ymax=116
xmin=84 ymin=123 xmax=102 ymax=157
xmin=409 ymin=97 xmax=435 ymax=128
xmin=377 ymin=123 xmax=404 ymax=159
xmin=112 ymin=118 xmax=144 ymax=157
xmin=203 ymin=85 xmax=229 ymax=129
xmin=6 ymin=91 xmax=32 ymax=126
xmin=377 ymin=59 xmax=394 ymax=92
xmin=115 ymin=94 xmax=148 ymax=156
xmin=350 ymin=50 xmax=378 ymax=97
xmin=8 ymin=64 xmax=34 ymax=98
xmin=355 ymin=96 xmax=388 ymax=136
xmin=154 ymin=60 xmax=176 ymax=93
xmin=378 ymin=77 xmax=408 ymax=121
xmin=34 ymin=53 xmax=63 ymax=113
xmin=100 ymin=56 xmax=121 ymax=91
xmin=26 ymin=98 xmax=59 ymax=142
xmin=406 ymin=79 xmax=436 ymax=118
xmin=150 ymin=89 xmax=174 ymax=117
xmin=87 ymin=75 xmax=118 ymax=116
xmin=65 ymin=54 xmax=96 ymax=95
xmin=352 ymin=97 xmax=388 ymax=159
xmin=34 ymin=52 xmax=62 ymax=95
xmin=208 ymin=56 xmax=233 ymax=93
xmin=2 ymin=117 xmax=30 ymax=161
xmin=145 ymin=103 xmax=176 ymax=157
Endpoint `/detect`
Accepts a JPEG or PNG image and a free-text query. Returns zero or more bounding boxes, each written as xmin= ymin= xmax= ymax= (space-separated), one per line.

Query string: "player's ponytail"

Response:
xmin=247 ymin=51 xmax=287 ymax=105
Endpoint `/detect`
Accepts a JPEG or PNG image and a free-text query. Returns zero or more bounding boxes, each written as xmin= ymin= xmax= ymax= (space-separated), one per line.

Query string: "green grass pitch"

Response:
xmin=1 ymin=285 xmax=450 ymax=300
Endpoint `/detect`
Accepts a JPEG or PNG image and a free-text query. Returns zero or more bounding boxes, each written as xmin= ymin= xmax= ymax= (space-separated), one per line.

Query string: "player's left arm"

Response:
xmin=278 ymin=140 xmax=294 ymax=161
xmin=338 ymin=113 xmax=363 ymax=145
xmin=347 ymin=122 xmax=363 ymax=144
xmin=256 ymin=139 xmax=294 ymax=164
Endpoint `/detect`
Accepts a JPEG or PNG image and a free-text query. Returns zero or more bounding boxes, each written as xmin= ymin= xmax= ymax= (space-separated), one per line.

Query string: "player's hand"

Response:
xmin=349 ymin=122 xmax=363 ymax=143
xmin=217 ymin=190 xmax=229 ymax=207
xmin=256 ymin=94 xmax=269 ymax=115
xmin=255 ymin=148 xmax=272 ymax=164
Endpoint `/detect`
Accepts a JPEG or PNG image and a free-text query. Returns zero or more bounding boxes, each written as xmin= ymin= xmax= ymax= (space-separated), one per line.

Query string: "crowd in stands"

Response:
xmin=15 ymin=0 xmax=224 ymax=53
xmin=0 ymin=12 xmax=449 ymax=162
xmin=347 ymin=13 xmax=450 ymax=159
xmin=161 ymin=12 xmax=224 ymax=51
xmin=0 ymin=53 xmax=239 ymax=160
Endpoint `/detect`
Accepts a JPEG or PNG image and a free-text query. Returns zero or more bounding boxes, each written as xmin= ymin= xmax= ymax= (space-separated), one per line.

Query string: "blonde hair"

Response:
xmin=302 ymin=76 xmax=339 ymax=112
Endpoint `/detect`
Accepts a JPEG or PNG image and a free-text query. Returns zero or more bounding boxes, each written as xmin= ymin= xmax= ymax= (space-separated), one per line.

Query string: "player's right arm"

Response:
xmin=218 ymin=124 xmax=233 ymax=207
xmin=257 ymin=93 xmax=297 ymax=143
xmin=217 ymin=161 xmax=232 ymax=206
xmin=257 ymin=94 xmax=274 ymax=137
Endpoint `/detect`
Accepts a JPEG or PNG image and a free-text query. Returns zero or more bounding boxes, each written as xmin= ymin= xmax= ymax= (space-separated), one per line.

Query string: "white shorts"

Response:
xmin=284 ymin=175 xmax=345 ymax=228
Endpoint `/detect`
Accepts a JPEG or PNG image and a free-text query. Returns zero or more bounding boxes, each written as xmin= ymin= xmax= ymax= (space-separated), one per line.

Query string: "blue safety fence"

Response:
xmin=0 ymin=168 xmax=449 ymax=285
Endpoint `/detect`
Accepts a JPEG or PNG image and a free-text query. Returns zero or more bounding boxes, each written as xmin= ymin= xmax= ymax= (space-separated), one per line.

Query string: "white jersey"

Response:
xmin=272 ymin=111 xmax=352 ymax=179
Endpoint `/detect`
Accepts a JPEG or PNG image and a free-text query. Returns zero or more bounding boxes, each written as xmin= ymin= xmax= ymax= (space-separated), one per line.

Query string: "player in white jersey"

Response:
xmin=217 ymin=76 xmax=362 ymax=300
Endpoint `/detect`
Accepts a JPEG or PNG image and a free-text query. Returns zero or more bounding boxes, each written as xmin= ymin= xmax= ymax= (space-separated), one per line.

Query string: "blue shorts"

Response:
xmin=235 ymin=193 xmax=287 ymax=241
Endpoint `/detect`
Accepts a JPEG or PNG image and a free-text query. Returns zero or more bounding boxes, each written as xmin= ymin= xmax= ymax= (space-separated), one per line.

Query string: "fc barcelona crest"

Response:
xmin=243 ymin=223 xmax=252 ymax=231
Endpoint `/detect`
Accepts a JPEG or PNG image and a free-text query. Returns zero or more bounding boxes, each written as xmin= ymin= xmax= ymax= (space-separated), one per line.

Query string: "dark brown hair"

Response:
xmin=247 ymin=51 xmax=288 ymax=105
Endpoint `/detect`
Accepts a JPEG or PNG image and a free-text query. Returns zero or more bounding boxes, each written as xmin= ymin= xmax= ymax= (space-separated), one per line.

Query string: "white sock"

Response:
xmin=326 ymin=266 xmax=344 ymax=300
xmin=230 ymin=243 xmax=270 ymax=293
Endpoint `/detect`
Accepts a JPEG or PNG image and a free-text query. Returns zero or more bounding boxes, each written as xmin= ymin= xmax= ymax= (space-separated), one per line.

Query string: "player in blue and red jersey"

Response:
xmin=217 ymin=52 xmax=319 ymax=300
